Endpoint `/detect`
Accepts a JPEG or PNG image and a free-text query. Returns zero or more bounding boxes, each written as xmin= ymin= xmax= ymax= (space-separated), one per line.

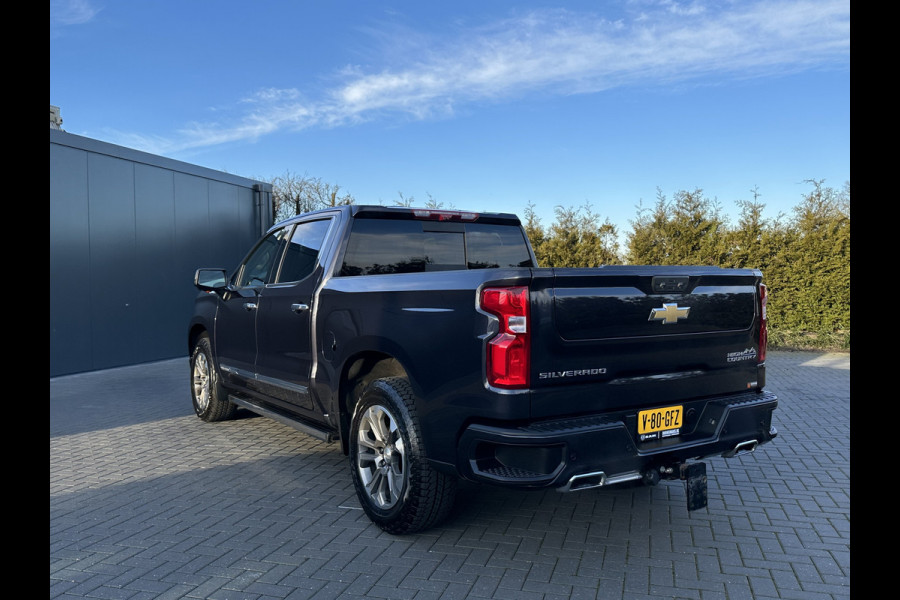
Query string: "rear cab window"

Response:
xmin=339 ymin=218 xmax=534 ymax=276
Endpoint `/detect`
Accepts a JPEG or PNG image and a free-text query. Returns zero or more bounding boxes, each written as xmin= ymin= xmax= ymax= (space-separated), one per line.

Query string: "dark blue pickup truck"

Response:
xmin=188 ymin=205 xmax=778 ymax=533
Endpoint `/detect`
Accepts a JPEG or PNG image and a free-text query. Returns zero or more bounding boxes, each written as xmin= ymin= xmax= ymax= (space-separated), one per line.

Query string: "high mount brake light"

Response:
xmin=481 ymin=286 xmax=530 ymax=388
xmin=412 ymin=209 xmax=479 ymax=222
xmin=759 ymin=284 xmax=768 ymax=363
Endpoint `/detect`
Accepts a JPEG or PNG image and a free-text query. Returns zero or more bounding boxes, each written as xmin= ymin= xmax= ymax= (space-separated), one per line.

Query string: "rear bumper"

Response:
xmin=457 ymin=390 xmax=778 ymax=489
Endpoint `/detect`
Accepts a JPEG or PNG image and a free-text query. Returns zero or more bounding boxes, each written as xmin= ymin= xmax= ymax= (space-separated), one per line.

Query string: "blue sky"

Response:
xmin=50 ymin=0 xmax=849 ymax=235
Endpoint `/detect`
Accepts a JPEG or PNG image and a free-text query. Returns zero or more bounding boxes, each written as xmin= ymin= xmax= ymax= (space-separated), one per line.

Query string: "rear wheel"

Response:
xmin=190 ymin=334 xmax=236 ymax=422
xmin=349 ymin=377 xmax=457 ymax=534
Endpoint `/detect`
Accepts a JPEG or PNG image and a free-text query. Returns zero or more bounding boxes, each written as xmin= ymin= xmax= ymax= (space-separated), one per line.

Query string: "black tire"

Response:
xmin=190 ymin=334 xmax=236 ymax=422
xmin=349 ymin=377 xmax=457 ymax=534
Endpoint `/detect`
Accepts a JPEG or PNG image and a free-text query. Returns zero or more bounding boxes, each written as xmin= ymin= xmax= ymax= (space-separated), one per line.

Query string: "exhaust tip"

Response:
xmin=723 ymin=439 xmax=758 ymax=458
xmin=558 ymin=470 xmax=642 ymax=492
xmin=559 ymin=471 xmax=606 ymax=492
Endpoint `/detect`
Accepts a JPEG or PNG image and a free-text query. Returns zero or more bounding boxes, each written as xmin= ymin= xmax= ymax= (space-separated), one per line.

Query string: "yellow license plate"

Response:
xmin=638 ymin=405 xmax=683 ymax=441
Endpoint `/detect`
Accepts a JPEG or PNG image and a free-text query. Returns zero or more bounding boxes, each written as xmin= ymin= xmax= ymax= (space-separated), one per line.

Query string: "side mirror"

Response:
xmin=194 ymin=268 xmax=228 ymax=292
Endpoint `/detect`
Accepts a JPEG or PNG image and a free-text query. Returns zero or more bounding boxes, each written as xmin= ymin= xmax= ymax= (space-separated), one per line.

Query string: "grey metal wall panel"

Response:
xmin=174 ymin=172 xmax=212 ymax=318
xmin=50 ymin=130 xmax=273 ymax=376
xmin=88 ymin=153 xmax=138 ymax=369
xmin=135 ymin=164 xmax=179 ymax=360
xmin=209 ymin=180 xmax=243 ymax=271
xmin=50 ymin=144 xmax=92 ymax=375
xmin=243 ymin=186 xmax=265 ymax=257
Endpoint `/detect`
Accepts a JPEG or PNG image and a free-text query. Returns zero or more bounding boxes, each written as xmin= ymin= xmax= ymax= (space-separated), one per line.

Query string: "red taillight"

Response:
xmin=481 ymin=286 xmax=530 ymax=388
xmin=759 ymin=284 xmax=768 ymax=363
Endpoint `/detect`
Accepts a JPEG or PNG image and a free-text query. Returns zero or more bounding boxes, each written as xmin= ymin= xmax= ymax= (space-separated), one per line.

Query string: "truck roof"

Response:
xmin=274 ymin=204 xmax=523 ymax=228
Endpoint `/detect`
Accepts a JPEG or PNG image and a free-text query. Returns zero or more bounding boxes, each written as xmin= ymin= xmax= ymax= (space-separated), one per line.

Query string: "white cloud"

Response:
xmin=132 ymin=0 xmax=850 ymax=155
xmin=50 ymin=0 xmax=101 ymax=28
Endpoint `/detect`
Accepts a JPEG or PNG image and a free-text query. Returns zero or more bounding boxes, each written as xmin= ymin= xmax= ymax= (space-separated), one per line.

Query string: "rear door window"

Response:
xmin=276 ymin=219 xmax=332 ymax=283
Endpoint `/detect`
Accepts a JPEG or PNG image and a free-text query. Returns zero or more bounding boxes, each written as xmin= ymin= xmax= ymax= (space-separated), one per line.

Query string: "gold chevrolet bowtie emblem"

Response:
xmin=649 ymin=303 xmax=690 ymax=324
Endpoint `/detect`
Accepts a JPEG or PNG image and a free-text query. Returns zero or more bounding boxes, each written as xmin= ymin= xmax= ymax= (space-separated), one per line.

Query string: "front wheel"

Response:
xmin=349 ymin=377 xmax=457 ymax=534
xmin=190 ymin=334 xmax=236 ymax=422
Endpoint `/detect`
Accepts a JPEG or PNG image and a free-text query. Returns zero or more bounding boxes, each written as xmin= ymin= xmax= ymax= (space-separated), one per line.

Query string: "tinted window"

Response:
xmin=465 ymin=223 xmax=534 ymax=269
xmin=339 ymin=219 xmax=532 ymax=276
xmin=237 ymin=227 xmax=289 ymax=287
xmin=276 ymin=219 xmax=331 ymax=283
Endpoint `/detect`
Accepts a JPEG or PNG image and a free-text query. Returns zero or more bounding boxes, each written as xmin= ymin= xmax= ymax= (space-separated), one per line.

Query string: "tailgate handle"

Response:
xmin=652 ymin=276 xmax=689 ymax=293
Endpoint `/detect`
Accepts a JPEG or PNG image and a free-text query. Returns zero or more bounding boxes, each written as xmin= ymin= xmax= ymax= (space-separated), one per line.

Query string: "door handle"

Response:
xmin=291 ymin=303 xmax=310 ymax=313
xmin=243 ymin=302 xmax=258 ymax=311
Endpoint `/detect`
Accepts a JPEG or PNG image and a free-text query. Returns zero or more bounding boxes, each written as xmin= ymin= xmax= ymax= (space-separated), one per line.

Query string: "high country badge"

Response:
xmin=726 ymin=348 xmax=757 ymax=362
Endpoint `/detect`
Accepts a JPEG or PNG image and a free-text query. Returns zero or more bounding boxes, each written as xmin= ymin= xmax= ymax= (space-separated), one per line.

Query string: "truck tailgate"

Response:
xmin=529 ymin=266 xmax=766 ymax=419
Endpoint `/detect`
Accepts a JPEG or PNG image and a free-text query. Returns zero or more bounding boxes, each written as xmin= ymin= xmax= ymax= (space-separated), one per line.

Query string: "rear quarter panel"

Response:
xmin=316 ymin=268 xmax=534 ymax=465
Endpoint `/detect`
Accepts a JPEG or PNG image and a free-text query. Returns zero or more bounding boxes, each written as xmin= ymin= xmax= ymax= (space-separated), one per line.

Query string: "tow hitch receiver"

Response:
xmin=681 ymin=462 xmax=708 ymax=511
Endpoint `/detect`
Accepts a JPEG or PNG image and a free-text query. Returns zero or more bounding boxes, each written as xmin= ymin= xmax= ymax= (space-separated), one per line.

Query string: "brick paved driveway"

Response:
xmin=50 ymin=350 xmax=850 ymax=599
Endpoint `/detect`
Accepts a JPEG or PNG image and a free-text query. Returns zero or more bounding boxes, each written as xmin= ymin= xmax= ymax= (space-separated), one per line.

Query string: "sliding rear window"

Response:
xmin=339 ymin=219 xmax=533 ymax=276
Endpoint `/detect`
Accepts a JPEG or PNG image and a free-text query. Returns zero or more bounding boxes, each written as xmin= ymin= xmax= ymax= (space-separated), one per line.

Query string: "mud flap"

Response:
xmin=682 ymin=462 xmax=708 ymax=511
